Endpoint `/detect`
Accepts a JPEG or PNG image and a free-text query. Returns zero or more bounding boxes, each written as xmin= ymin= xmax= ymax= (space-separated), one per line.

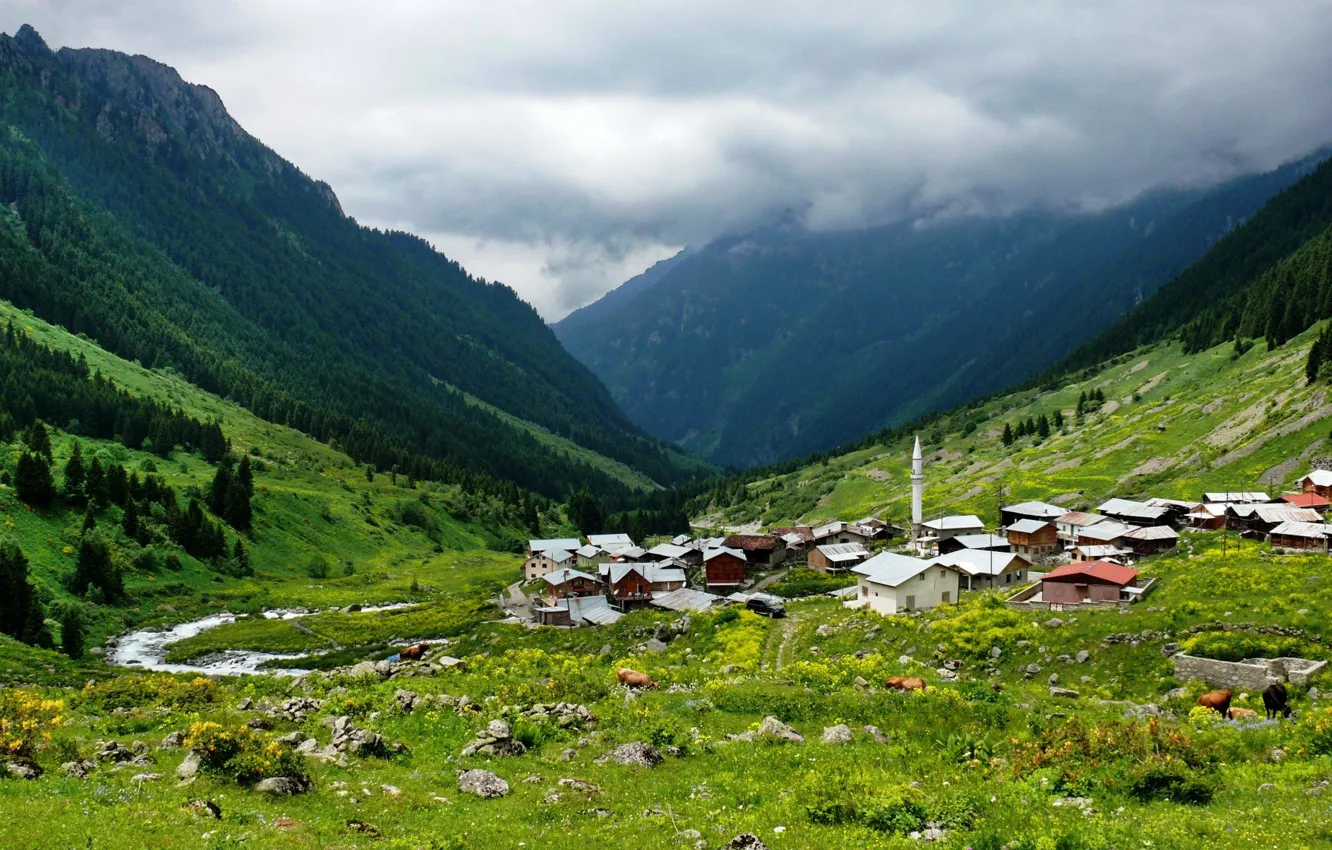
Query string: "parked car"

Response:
xmin=745 ymin=597 xmax=786 ymax=619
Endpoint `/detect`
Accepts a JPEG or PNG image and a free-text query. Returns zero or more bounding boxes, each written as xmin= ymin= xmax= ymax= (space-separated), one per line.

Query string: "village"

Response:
xmin=516 ymin=436 xmax=1332 ymax=627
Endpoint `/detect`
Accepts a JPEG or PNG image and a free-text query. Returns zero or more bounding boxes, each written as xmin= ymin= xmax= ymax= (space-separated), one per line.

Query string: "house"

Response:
xmin=722 ymin=534 xmax=787 ymax=567
xmin=1076 ymin=521 xmax=1133 ymax=548
xmin=1056 ymin=511 xmax=1107 ymax=545
xmin=1185 ymin=507 xmax=1226 ymax=530
xmin=1005 ymin=519 xmax=1059 ymax=556
xmin=527 ymin=537 xmax=582 ymax=558
xmin=644 ymin=543 xmax=694 ymax=563
xmin=921 ymin=515 xmax=986 ymax=542
xmin=671 ymin=534 xmax=693 ymax=547
xmin=1041 ymin=561 xmax=1139 ymax=605
xmin=1122 ymin=525 xmax=1179 ymax=556
xmin=1268 ymin=520 xmax=1332 ymax=552
xmin=523 ymin=548 xmax=576 ymax=581
xmin=932 ymin=549 xmax=1030 ymax=591
xmin=534 ymin=606 xmax=572 ymax=627
xmin=588 ymin=533 xmax=635 ymax=552
xmin=811 ymin=522 xmax=869 ymax=546
xmin=1203 ymin=491 xmax=1272 ymax=505
xmin=703 ymin=547 xmax=747 ymax=590
xmin=850 ymin=553 xmax=961 ymax=615
xmin=809 ymin=542 xmax=870 ymax=572
xmin=609 ymin=546 xmax=649 ymax=562
xmin=1298 ymin=470 xmax=1332 ymax=499
xmin=999 ymin=501 xmax=1066 ymax=527
xmin=575 ymin=544 xmax=610 ymax=570
xmin=606 ymin=564 xmax=653 ymax=608
xmin=1097 ymin=498 xmax=1170 ymax=527
xmin=640 ymin=561 xmax=688 ymax=592
xmin=541 ymin=567 xmax=601 ymax=599
xmin=855 ymin=517 xmax=895 ymax=540
xmin=1229 ymin=505 xmax=1322 ymax=537
xmin=1282 ymin=492 xmax=1331 ymax=514
xmin=771 ymin=526 xmax=815 ymax=545
xmin=939 ymin=533 xmax=1010 ymax=555
xmin=1071 ymin=544 xmax=1129 ymax=563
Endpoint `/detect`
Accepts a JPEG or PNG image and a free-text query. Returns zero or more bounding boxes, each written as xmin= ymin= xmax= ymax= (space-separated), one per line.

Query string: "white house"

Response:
xmin=931 ymin=549 xmax=1030 ymax=591
xmin=850 ymin=552 xmax=961 ymax=615
xmin=920 ymin=515 xmax=986 ymax=542
xmin=575 ymin=544 xmax=610 ymax=570
xmin=588 ymin=533 xmax=635 ymax=552
xmin=524 ymin=548 xmax=576 ymax=581
xmin=528 ymin=537 xmax=582 ymax=558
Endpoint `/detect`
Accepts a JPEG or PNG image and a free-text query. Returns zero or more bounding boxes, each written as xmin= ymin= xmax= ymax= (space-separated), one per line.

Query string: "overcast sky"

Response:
xmin=9 ymin=1 xmax=1332 ymax=319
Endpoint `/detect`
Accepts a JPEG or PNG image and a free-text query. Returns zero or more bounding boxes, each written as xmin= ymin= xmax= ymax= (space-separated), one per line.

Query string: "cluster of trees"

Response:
xmin=1076 ymin=389 xmax=1105 ymax=416
xmin=208 ymin=454 xmax=254 ymax=532
xmin=1001 ymin=412 xmax=1058 ymax=446
xmin=0 ymin=543 xmax=50 ymax=649
xmin=1307 ymin=324 xmax=1332 ymax=384
xmin=565 ymin=486 xmax=690 ymax=539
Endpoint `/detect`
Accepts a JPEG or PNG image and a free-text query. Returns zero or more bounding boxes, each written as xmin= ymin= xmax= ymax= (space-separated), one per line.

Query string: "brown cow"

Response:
xmin=1227 ymin=707 xmax=1258 ymax=719
xmin=884 ymin=676 xmax=927 ymax=692
xmin=398 ymin=643 xmax=429 ymax=661
xmin=617 ymin=668 xmax=659 ymax=690
xmin=1197 ymin=689 xmax=1233 ymax=717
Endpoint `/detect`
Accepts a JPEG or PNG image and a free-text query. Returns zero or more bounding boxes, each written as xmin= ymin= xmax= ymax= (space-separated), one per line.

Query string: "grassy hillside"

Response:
xmin=0 ymin=299 xmax=526 ymax=655
xmin=693 ymin=325 xmax=1332 ymax=528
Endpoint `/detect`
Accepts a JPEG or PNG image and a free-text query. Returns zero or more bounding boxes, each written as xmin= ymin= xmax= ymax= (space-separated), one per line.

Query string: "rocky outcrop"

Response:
xmin=596 ymin=742 xmax=663 ymax=767
xmin=458 ymin=769 xmax=510 ymax=799
xmin=461 ymin=720 xmax=527 ymax=758
xmin=256 ymin=776 xmax=312 ymax=796
xmin=329 ymin=716 xmax=387 ymax=758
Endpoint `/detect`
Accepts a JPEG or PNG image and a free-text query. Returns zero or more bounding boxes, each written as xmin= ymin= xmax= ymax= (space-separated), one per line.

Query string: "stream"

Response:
xmin=106 ymin=603 xmax=416 ymax=677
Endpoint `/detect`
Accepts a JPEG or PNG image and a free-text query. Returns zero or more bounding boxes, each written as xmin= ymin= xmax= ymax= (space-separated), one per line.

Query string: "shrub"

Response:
xmin=80 ymin=675 xmax=221 ymax=712
xmin=1297 ymin=706 xmax=1332 ymax=756
xmin=1125 ymin=760 xmax=1217 ymax=804
xmin=0 ymin=690 xmax=65 ymax=759
xmin=1181 ymin=630 xmax=1318 ymax=661
xmin=803 ymin=772 xmax=925 ymax=835
xmin=306 ymin=555 xmax=329 ymax=579
xmin=184 ymin=721 xmax=305 ymax=786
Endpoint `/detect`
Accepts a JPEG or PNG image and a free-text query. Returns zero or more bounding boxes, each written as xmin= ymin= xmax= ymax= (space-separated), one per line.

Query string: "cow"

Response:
xmin=884 ymin=676 xmax=927 ymax=692
xmin=1227 ymin=707 xmax=1258 ymax=719
xmin=617 ymin=668 xmax=659 ymax=690
xmin=1263 ymin=682 xmax=1293 ymax=719
xmin=398 ymin=643 xmax=430 ymax=662
xmin=1197 ymin=689 xmax=1232 ymax=717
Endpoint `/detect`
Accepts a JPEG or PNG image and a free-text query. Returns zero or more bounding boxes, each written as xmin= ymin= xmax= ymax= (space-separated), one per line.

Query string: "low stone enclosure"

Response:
xmin=1172 ymin=654 xmax=1327 ymax=690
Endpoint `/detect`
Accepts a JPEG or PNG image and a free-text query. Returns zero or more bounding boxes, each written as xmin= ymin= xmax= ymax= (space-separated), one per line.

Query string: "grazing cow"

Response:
xmin=1197 ymin=689 xmax=1233 ymax=717
xmin=1227 ymin=707 xmax=1258 ymax=719
xmin=617 ymin=668 xmax=659 ymax=690
xmin=398 ymin=643 xmax=429 ymax=662
xmin=884 ymin=676 xmax=927 ymax=692
xmin=1262 ymin=682 xmax=1293 ymax=719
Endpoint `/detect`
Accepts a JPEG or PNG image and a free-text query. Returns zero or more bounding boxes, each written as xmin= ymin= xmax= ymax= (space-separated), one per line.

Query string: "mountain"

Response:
xmin=556 ymin=151 xmax=1329 ymax=469
xmin=0 ymin=25 xmax=707 ymax=504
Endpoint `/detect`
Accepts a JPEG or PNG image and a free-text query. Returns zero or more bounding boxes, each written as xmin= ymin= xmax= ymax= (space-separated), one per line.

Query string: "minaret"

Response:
xmin=910 ymin=435 xmax=924 ymax=540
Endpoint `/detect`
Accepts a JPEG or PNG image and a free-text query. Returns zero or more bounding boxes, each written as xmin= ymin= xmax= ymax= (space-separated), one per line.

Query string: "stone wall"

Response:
xmin=1172 ymin=654 xmax=1326 ymax=689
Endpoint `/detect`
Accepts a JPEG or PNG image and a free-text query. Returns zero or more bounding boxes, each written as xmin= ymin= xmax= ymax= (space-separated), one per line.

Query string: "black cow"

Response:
xmin=1262 ymin=682 xmax=1292 ymax=719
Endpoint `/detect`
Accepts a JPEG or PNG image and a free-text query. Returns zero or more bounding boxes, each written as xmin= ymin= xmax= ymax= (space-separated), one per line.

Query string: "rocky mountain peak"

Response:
xmin=13 ymin=24 xmax=51 ymax=56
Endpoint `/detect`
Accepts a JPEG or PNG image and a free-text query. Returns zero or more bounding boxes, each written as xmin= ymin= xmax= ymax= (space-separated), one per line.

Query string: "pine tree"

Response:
xmin=60 ymin=606 xmax=85 ymax=659
xmin=122 ymin=498 xmax=140 ymax=539
xmin=15 ymin=452 xmax=56 ymax=507
xmin=0 ymin=542 xmax=48 ymax=647
xmin=85 ymin=456 xmax=105 ymax=505
xmin=73 ymin=536 xmax=121 ymax=601
xmin=24 ymin=420 xmax=52 ymax=460
xmin=209 ymin=459 xmax=233 ymax=518
xmin=1053 ymin=409 xmax=1064 ymax=429
xmin=1037 ymin=414 xmax=1050 ymax=439
xmin=64 ymin=441 xmax=86 ymax=502
xmin=237 ymin=455 xmax=253 ymax=497
xmin=224 ymin=481 xmax=252 ymax=531
xmin=82 ymin=510 xmax=97 ymax=532
xmin=1001 ymin=423 xmax=1014 ymax=446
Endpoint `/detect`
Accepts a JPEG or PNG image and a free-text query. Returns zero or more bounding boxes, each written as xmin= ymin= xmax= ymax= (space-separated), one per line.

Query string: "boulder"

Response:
xmin=720 ymin=836 xmax=769 ymax=850
xmin=395 ymin=690 xmax=421 ymax=713
xmin=758 ymin=716 xmax=804 ymax=744
xmin=6 ymin=761 xmax=41 ymax=780
xmin=183 ymin=799 xmax=222 ymax=819
xmin=95 ymin=740 xmax=136 ymax=763
xmin=61 ymin=759 xmax=95 ymax=780
xmin=158 ymin=731 xmax=186 ymax=750
xmin=436 ymin=656 xmax=467 ymax=671
xmin=645 ymin=638 xmax=668 ymax=653
xmin=863 ymin=725 xmax=890 ymax=744
xmin=256 ymin=776 xmax=312 ymax=796
xmin=460 ymin=719 xmax=527 ymax=758
xmin=458 ymin=769 xmax=510 ymax=799
xmin=558 ymin=777 xmax=601 ymax=793
xmin=131 ymin=772 xmax=163 ymax=784
xmin=177 ymin=752 xmax=202 ymax=779
xmin=600 ymin=742 xmax=663 ymax=767
xmin=1025 ymin=663 xmax=1041 ymax=675
xmin=989 ymin=646 xmax=1002 ymax=659
xmin=1075 ymin=650 xmax=1090 ymax=663
xmin=1050 ymin=687 xmax=1081 ymax=699
xmin=821 ymin=725 xmax=853 ymax=745
xmin=1045 ymin=618 xmax=1064 ymax=629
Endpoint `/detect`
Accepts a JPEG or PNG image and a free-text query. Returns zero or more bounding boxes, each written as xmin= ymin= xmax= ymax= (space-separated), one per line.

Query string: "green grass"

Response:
xmin=706 ymin=325 xmax=1332 ymax=528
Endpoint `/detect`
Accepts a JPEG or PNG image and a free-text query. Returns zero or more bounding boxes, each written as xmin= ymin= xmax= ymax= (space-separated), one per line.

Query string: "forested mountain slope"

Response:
xmin=557 ymin=151 xmax=1327 ymax=469
xmin=0 ymin=25 xmax=703 ymax=503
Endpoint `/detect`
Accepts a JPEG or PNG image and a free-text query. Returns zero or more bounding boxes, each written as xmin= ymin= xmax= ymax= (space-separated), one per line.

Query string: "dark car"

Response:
xmin=745 ymin=597 xmax=786 ymax=619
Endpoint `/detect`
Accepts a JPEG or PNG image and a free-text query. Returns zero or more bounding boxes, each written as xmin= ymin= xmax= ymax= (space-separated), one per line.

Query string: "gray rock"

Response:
xmin=6 ymin=761 xmax=41 ymax=780
xmin=1048 ymin=673 xmax=1060 ymax=685
xmin=720 ymin=835 xmax=769 ymax=850
xmin=1163 ymin=687 xmax=1188 ymax=701
xmin=131 ymin=772 xmax=163 ymax=784
xmin=1271 ymin=748 xmax=1286 ymax=762
xmin=277 ymin=731 xmax=308 ymax=746
xmin=61 ymin=759 xmax=95 ymax=780
xmin=863 ymin=725 xmax=890 ymax=743
xmin=256 ymin=776 xmax=311 ymax=796
xmin=558 ymin=777 xmax=601 ymax=793
xmin=176 ymin=752 xmax=202 ymax=779
xmin=1050 ymin=687 xmax=1081 ymax=699
xmin=990 ymin=646 xmax=1002 ymax=658
xmin=1045 ymin=618 xmax=1064 ymax=629
xmin=821 ymin=724 xmax=853 ymax=744
xmin=436 ymin=656 xmax=467 ymax=670
xmin=1075 ymin=650 xmax=1090 ymax=663
xmin=183 ymin=799 xmax=221 ymax=819
xmin=458 ymin=769 xmax=510 ymax=798
xmin=853 ymin=676 xmax=869 ymax=689
xmin=645 ymin=638 xmax=668 ymax=653
xmin=1025 ymin=663 xmax=1042 ymax=675
xmin=758 ymin=716 xmax=804 ymax=744
xmin=237 ymin=697 xmax=253 ymax=711
xmin=601 ymin=742 xmax=664 ymax=767
xmin=158 ymin=731 xmax=186 ymax=750
xmin=1161 ymin=642 xmax=1181 ymax=658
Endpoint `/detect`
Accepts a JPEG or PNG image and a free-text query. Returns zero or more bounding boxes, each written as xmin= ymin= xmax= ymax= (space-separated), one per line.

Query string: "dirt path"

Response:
xmin=772 ymin=615 xmax=800 ymax=672
xmin=504 ymin=581 xmax=532 ymax=620
xmin=752 ymin=568 xmax=790 ymax=592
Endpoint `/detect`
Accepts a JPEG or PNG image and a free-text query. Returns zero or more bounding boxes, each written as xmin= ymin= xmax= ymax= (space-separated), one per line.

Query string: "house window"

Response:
xmin=905 ymin=595 xmax=915 ymax=609
xmin=942 ymin=591 xmax=951 ymax=603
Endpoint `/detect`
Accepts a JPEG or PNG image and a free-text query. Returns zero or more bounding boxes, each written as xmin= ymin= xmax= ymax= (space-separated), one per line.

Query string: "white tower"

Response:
xmin=910 ymin=435 xmax=924 ymax=538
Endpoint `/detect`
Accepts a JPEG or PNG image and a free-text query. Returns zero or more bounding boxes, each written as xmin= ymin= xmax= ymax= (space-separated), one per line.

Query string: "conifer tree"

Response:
xmin=0 ymin=543 xmax=48 ymax=647
xmin=1001 ymin=423 xmax=1014 ymax=446
xmin=24 ymin=420 xmax=52 ymax=460
xmin=15 ymin=452 xmax=56 ymax=507
xmin=60 ymin=606 xmax=85 ymax=659
xmin=1037 ymin=414 xmax=1050 ymax=439
xmin=64 ymin=441 xmax=86 ymax=502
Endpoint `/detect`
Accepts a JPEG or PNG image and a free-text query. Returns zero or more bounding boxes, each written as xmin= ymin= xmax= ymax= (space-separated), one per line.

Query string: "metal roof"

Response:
xmin=1044 ymin=560 xmax=1138 ymax=586
xmin=1253 ymin=506 xmax=1322 ymax=524
xmin=606 ymin=564 xmax=649 ymax=585
xmin=1073 ymin=544 xmax=1127 ymax=557
xmin=1269 ymin=520 xmax=1332 ymax=538
xmin=1078 ymin=521 xmax=1133 ymax=541
xmin=1202 ymin=492 xmax=1271 ymax=503
xmin=1097 ymin=499 xmax=1168 ymax=520
xmin=536 ymin=549 xmax=576 ymax=564
xmin=588 ymin=533 xmax=635 ymax=550
xmin=951 ymin=533 xmax=1011 ymax=550
xmin=542 ymin=568 xmax=598 ymax=585
xmin=704 ymin=547 xmax=747 ymax=563
xmin=1300 ymin=470 xmax=1332 ymax=487
xmin=854 ymin=552 xmax=954 ymax=588
xmin=814 ymin=542 xmax=870 ymax=561
xmin=651 ymin=588 xmax=723 ymax=612
xmin=1123 ymin=525 xmax=1179 ymax=541
xmin=647 ymin=543 xmax=692 ymax=559
xmin=575 ymin=544 xmax=604 ymax=558
xmin=1006 ymin=519 xmax=1054 ymax=534
xmin=1002 ymin=501 xmax=1066 ymax=519
xmin=1057 ymin=511 xmax=1106 ymax=527
xmin=529 ymin=538 xmax=582 ymax=554
xmin=558 ymin=595 xmax=623 ymax=626
xmin=922 ymin=514 xmax=985 ymax=532
xmin=930 ymin=549 xmax=1028 ymax=577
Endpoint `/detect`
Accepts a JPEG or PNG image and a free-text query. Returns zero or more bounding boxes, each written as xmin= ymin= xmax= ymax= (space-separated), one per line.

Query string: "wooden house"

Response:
xmin=809 ymin=542 xmax=870 ymax=572
xmin=1041 ymin=561 xmax=1139 ymax=605
xmin=811 ymin=522 xmax=869 ymax=546
xmin=931 ymin=549 xmax=1030 ymax=591
xmin=1299 ymin=471 xmax=1332 ymax=499
xmin=1122 ymin=525 xmax=1179 ymax=556
xmin=703 ymin=547 xmax=747 ymax=590
xmin=1098 ymin=498 xmax=1170 ymax=528
xmin=527 ymin=537 xmax=582 ymax=558
xmin=1071 ymin=544 xmax=1128 ymax=563
xmin=722 ymin=534 xmax=787 ymax=567
xmin=541 ymin=567 xmax=602 ymax=600
xmin=1269 ymin=520 xmax=1332 ymax=552
xmin=606 ymin=564 xmax=653 ymax=609
xmin=1005 ymin=519 xmax=1059 ymax=556
xmin=1075 ymin=521 xmax=1132 ymax=549
xmin=1282 ymin=492 xmax=1331 ymax=515
xmin=999 ymin=501 xmax=1066 ymax=528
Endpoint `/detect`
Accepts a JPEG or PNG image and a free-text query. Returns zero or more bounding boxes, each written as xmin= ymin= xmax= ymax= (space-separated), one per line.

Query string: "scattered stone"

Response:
xmin=184 ymin=799 xmax=222 ymax=819
xmin=597 ymin=742 xmax=663 ymax=767
xmin=277 ymin=731 xmax=308 ymax=746
xmin=1075 ymin=650 xmax=1090 ymax=663
xmin=821 ymin=724 xmax=852 ymax=745
xmin=346 ymin=821 xmax=381 ymax=837
xmin=863 ymin=725 xmax=890 ymax=743
xmin=238 ymin=697 xmax=254 ymax=711
xmin=1258 ymin=783 xmax=1276 ymax=792
xmin=131 ymin=772 xmax=163 ymax=784
xmin=720 ymin=664 xmax=740 ymax=674
xmin=256 ymin=776 xmax=312 ymax=796
xmin=61 ymin=759 xmax=95 ymax=780
xmin=380 ymin=784 xmax=402 ymax=797
xmin=95 ymin=740 xmax=136 ymax=763
xmin=1045 ymin=618 xmax=1064 ymax=629
xmin=1271 ymin=748 xmax=1286 ymax=763
xmin=990 ymin=646 xmax=1002 ymax=659
xmin=458 ymin=769 xmax=510 ymax=798
xmin=558 ymin=777 xmax=601 ymax=793
xmin=853 ymin=676 xmax=869 ymax=689
xmin=159 ymin=731 xmax=186 ymax=750
xmin=331 ymin=716 xmax=387 ymax=758
xmin=1050 ymin=687 xmax=1081 ymax=699
xmin=1048 ymin=673 xmax=1060 ymax=686
xmin=1163 ymin=687 xmax=1188 ymax=701
xmin=6 ymin=761 xmax=41 ymax=780
xmin=436 ymin=656 xmax=467 ymax=671
xmin=461 ymin=719 xmax=527 ymax=758
xmin=559 ymin=748 xmax=577 ymax=762
xmin=645 ymin=638 xmax=668 ymax=653
xmin=176 ymin=752 xmax=202 ymax=780
xmin=1161 ymin=642 xmax=1181 ymax=658
xmin=720 ymin=835 xmax=769 ymax=850
xmin=1025 ymin=663 xmax=1041 ymax=675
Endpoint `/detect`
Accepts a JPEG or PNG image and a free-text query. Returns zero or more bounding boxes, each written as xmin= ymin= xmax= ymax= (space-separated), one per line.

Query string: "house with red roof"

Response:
xmin=1041 ymin=561 xmax=1139 ymax=605
xmin=1282 ymin=492 xmax=1330 ymax=515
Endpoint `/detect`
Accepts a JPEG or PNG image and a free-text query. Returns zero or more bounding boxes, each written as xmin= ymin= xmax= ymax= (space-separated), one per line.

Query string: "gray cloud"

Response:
xmin=9 ymin=0 xmax=1332 ymax=318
